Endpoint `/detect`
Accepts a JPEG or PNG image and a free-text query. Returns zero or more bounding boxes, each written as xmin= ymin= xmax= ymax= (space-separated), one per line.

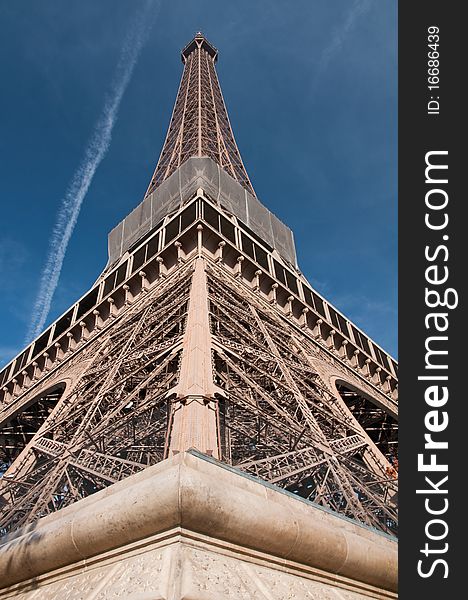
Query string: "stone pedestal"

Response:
xmin=0 ymin=452 xmax=397 ymax=599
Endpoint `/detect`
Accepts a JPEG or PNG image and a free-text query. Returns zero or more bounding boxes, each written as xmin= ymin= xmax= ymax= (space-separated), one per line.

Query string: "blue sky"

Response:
xmin=0 ymin=0 xmax=397 ymax=367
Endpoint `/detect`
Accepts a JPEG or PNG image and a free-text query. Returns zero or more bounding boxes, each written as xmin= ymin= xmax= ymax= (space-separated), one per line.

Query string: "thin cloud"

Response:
xmin=26 ymin=0 xmax=161 ymax=343
xmin=313 ymin=0 xmax=373 ymax=88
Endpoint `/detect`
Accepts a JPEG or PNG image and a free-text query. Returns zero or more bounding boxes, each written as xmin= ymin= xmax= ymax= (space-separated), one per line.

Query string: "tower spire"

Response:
xmin=145 ymin=33 xmax=256 ymax=198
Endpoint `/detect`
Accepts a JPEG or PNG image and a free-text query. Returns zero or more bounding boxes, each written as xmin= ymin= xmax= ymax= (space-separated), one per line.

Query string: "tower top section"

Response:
xmin=145 ymin=33 xmax=256 ymax=198
xmin=181 ymin=32 xmax=218 ymax=63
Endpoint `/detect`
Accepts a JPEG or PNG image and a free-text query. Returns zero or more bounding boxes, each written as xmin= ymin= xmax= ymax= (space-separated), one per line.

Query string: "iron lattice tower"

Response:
xmin=0 ymin=34 xmax=398 ymax=538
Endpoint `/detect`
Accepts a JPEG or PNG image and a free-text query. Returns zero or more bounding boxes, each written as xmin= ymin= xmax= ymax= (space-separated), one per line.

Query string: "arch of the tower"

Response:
xmin=0 ymin=382 xmax=66 ymax=475
xmin=333 ymin=378 xmax=398 ymax=470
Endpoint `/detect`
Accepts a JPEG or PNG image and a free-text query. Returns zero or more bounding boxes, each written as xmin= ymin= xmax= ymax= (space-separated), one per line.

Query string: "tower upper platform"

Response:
xmin=107 ymin=156 xmax=297 ymax=271
xmin=181 ymin=32 xmax=218 ymax=63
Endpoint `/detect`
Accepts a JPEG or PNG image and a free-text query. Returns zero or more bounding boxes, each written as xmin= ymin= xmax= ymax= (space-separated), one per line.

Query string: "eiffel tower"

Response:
xmin=0 ymin=33 xmax=398 ymax=546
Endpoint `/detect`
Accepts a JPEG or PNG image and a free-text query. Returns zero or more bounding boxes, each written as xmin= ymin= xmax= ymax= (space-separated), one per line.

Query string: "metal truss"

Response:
xmin=207 ymin=264 xmax=397 ymax=534
xmin=145 ymin=33 xmax=256 ymax=198
xmin=0 ymin=252 xmax=397 ymax=538
xmin=0 ymin=264 xmax=192 ymax=535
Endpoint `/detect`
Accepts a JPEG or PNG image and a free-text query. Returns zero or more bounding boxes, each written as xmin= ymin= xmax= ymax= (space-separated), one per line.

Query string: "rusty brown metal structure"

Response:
xmin=0 ymin=34 xmax=398 ymax=539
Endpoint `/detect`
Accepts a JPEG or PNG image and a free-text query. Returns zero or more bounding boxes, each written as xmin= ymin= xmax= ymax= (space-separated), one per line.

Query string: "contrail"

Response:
xmin=26 ymin=0 xmax=160 ymax=343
